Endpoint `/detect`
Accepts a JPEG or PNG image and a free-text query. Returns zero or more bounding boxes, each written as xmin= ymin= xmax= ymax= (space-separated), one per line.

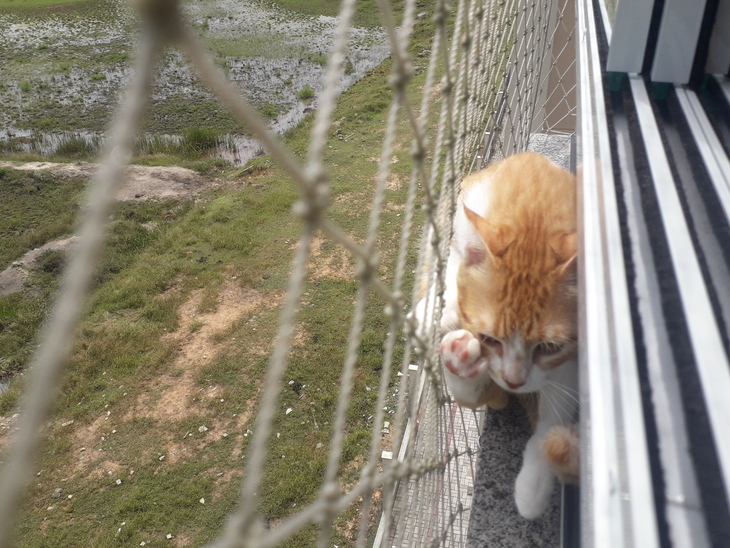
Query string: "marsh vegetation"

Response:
xmin=0 ymin=0 xmax=390 ymax=164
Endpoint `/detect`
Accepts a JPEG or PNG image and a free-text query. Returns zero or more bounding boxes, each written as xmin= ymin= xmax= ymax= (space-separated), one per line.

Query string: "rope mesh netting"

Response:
xmin=0 ymin=0 xmax=576 ymax=546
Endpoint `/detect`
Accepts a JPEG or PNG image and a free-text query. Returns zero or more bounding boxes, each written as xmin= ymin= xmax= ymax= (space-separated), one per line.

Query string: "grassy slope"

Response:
xmin=0 ymin=169 xmax=83 ymax=268
xmin=0 ymin=169 xmax=197 ymax=381
xmin=2 ymin=4 xmax=440 ymax=548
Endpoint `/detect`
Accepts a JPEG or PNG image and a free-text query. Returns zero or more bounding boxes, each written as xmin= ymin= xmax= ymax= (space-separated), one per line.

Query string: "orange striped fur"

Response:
xmin=457 ymin=152 xmax=577 ymax=369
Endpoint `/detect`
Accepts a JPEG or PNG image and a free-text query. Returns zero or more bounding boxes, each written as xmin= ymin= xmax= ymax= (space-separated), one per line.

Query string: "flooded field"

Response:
xmin=0 ymin=0 xmax=390 ymax=164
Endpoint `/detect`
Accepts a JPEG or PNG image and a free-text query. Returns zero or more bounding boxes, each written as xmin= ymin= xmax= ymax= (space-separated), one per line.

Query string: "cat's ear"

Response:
xmin=463 ymin=205 xmax=511 ymax=259
xmin=465 ymin=242 xmax=487 ymax=266
xmin=551 ymin=232 xmax=577 ymax=278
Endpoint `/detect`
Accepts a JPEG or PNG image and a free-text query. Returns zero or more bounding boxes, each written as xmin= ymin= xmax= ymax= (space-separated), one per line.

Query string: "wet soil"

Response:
xmin=0 ymin=0 xmax=390 ymax=162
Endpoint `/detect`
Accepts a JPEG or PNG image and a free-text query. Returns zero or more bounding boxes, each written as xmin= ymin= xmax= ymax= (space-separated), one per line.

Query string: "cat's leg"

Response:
xmin=410 ymin=243 xmax=461 ymax=342
xmin=437 ymin=243 xmax=462 ymax=334
xmin=514 ymin=360 xmax=578 ymax=519
xmin=440 ymin=329 xmax=492 ymax=408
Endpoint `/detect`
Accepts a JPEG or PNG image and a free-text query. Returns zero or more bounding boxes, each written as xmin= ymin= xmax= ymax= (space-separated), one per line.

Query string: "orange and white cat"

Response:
xmin=428 ymin=152 xmax=579 ymax=519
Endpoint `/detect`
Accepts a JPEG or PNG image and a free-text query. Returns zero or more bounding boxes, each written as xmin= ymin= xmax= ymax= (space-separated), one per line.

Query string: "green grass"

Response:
xmin=270 ymin=0 xmax=402 ymax=28
xmin=259 ymin=102 xmax=280 ymax=118
xmin=142 ymin=97 xmax=241 ymax=135
xmin=205 ymin=35 xmax=301 ymax=60
xmin=0 ymin=168 xmax=84 ymax=268
xmin=0 ymin=0 xmax=90 ymax=9
xmin=296 ymin=85 xmax=316 ymax=100
xmin=4 ymin=0 xmax=442 ymax=545
xmin=54 ymin=136 xmax=98 ymax=158
xmin=0 ymin=191 xmax=192 ymax=385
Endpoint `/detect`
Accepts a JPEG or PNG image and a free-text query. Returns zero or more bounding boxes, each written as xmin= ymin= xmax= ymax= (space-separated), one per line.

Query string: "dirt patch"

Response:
xmin=386 ymin=173 xmax=406 ymax=191
xmin=428 ymin=80 xmax=444 ymax=100
xmin=161 ymin=396 xmax=257 ymax=466
xmin=381 ymin=201 xmax=406 ymax=213
xmin=0 ymin=236 xmax=78 ymax=297
xmin=67 ymin=280 xmax=278 ymax=477
xmin=0 ymin=413 xmax=20 ymax=455
xmin=333 ymin=191 xmax=357 ymax=204
xmin=68 ymin=413 xmax=122 ymax=477
xmin=305 ymin=235 xmax=354 ymax=281
xmin=367 ymin=154 xmax=401 ymax=166
xmin=87 ymin=459 xmax=123 ymax=480
xmin=0 ymin=161 xmax=221 ymax=202
xmin=128 ymin=280 xmax=264 ymax=422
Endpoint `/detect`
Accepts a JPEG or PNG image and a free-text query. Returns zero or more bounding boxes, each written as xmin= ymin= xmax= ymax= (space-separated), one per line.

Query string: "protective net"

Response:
xmin=0 ymin=0 xmax=575 ymax=546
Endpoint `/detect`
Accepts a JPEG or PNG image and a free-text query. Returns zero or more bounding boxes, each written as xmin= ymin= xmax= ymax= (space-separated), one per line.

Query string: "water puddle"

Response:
xmin=1 ymin=97 xmax=319 ymax=166
xmin=0 ymin=0 xmax=390 ymax=166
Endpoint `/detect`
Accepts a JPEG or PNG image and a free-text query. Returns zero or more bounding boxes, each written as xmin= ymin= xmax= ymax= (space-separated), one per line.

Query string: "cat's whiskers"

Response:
xmin=545 ymin=380 xmax=580 ymax=406
xmin=539 ymin=385 xmax=567 ymax=419
xmin=540 ymin=382 xmax=574 ymax=418
xmin=549 ymin=376 xmax=579 ymax=392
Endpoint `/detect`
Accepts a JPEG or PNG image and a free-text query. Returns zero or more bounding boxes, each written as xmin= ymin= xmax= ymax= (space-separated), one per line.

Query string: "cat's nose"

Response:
xmin=502 ymin=371 xmax=526 ymax=389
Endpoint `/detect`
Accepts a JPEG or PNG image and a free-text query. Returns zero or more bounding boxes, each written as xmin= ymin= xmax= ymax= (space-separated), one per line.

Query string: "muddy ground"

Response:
xmin=0 ymin=0 xmax=390 ymax=162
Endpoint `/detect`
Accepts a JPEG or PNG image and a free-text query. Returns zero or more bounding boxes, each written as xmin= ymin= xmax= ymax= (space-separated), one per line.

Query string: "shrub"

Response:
xmin=35 ymin=249 xmax=66 ymax=276
xmin=180 ymin=128 xmax=221 ymax=156
xmin=55 ymin=136 xmax=96 ymax=158
xmin=309 ymin=53 xmax=328 ymax=66
xmin=297 ymin=85 xmax=315 ymax=100
xmin=260 ymin=102 xmax=279 ymax=118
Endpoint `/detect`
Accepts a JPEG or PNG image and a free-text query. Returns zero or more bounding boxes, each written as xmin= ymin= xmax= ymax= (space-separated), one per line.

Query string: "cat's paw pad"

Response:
xmin=440 ymin=329 xmax=481 ymax=378
xmin=440 ymin=330 xmax=491 ymax=408
xmin=514 ymin=462 xmax=555 ymax=519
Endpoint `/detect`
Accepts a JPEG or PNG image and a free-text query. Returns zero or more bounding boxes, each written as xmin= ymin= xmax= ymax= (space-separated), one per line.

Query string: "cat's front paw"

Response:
xmin=440 ymin=330 xmax=491 ymax=408
xmin=514 ymin=458 xmax=555 ymax=519
xmin=440 ymin=329 xmax=481 ymax=377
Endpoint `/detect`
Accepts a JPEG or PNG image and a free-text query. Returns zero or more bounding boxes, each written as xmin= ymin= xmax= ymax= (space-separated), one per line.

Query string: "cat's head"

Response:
xmin=456 ymin=205 xmax=577 ymax=393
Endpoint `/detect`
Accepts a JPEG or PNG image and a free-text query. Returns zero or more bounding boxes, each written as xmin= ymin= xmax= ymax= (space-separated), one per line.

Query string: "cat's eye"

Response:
xmin=535 ymin=342 xmax=563 ymax=356
xmin=479 ymin=334 xmax=502 ymax=349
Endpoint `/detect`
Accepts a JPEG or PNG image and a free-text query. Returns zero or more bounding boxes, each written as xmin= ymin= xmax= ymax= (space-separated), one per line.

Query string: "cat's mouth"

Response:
xmin=491 ymin=374 xmax=534 ymax=394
